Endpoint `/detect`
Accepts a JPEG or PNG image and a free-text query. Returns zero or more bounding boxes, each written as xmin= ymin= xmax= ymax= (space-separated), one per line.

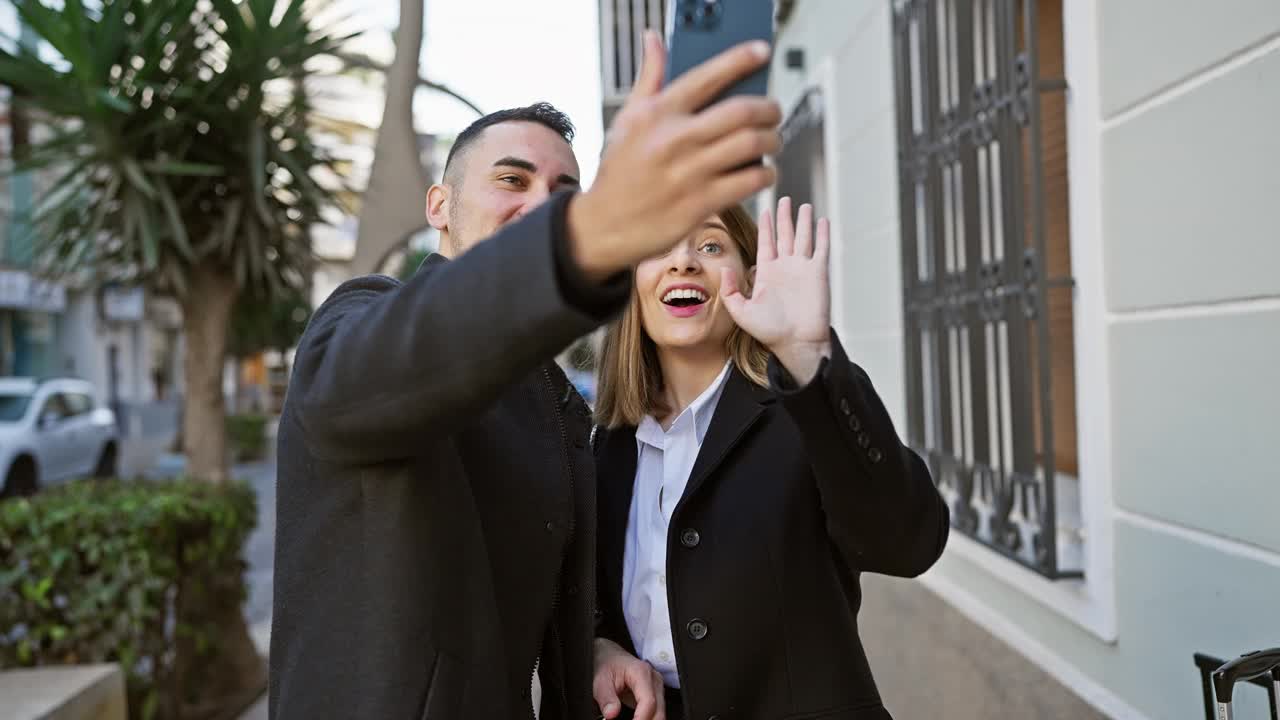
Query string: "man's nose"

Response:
xmin=514 ymin=185 xmax=555 ymax=220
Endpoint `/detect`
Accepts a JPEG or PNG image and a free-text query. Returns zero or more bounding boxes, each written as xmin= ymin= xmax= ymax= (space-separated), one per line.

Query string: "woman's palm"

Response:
xmin=722 ymin=198 xmax=831 ymax=350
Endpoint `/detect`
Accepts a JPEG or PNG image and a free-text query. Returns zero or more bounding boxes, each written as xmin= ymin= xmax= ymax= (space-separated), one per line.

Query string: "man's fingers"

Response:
xmin=685 ymin=128 xmax=780 ymax=180
xmin=663 ymin=40 xmax=771 ymax=112
xmin=682 ymin=96 xmax=782 ymax=147
xmin=700 ymin=164 xmax=777 ymax=218
xmin=632 ymin=30 xmax=667 ymax=98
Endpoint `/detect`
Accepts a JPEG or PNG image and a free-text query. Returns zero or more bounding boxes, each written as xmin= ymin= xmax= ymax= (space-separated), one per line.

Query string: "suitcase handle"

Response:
xmin=1212 ymin=648 xmax=1280 ymax=714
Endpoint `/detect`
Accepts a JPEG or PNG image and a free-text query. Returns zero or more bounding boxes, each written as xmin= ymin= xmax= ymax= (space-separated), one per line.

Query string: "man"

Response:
xmin=269 ymin=33 xmax=781 ymax=719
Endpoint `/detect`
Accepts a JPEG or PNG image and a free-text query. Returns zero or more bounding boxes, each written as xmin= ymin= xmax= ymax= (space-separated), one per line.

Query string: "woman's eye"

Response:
xmin=700 ymin=241 xmax=723 ymax=255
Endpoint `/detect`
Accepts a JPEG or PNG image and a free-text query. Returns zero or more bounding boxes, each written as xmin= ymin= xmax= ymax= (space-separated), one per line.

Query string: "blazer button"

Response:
xmin=847 ymin=414 xmax=861 ymax=432
xmin=680 ymin=528 xmax=701 ymax=548
xmin=857 ymin=431 xmax=871 ymax=449
xmin=868 ymin=447 xmax=884 ymax=464
xmin=687 ymin=618 xmax=709 ymax=640
xmin=839 ymin=398 xmax=851 ymax=416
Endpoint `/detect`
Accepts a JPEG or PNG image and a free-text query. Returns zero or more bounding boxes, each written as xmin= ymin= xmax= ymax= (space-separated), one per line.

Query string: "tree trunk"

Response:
xmin=349 ymin=0 xmax=431 ymax=276
xmin=177 ymin=265 xmax=266 ymax=713
xmin=180 ymin=265 xmax=236 ymax=484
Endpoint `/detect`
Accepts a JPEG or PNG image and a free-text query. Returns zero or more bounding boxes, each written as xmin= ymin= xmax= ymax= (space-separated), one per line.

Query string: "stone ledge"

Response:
xmin=0 ymin=664 xmax=126 ymax=720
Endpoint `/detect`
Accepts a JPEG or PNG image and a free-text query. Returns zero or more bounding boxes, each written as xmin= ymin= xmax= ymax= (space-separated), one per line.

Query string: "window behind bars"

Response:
xmin=890 ymin=0 xmax=1081 ymax=579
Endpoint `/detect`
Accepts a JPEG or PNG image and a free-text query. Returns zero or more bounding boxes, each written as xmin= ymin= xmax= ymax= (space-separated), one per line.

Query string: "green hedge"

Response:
xmin=0 ymin=479 xmax=257 ymax=719
xmin=226 ymin=414 xmax=268 ymax=462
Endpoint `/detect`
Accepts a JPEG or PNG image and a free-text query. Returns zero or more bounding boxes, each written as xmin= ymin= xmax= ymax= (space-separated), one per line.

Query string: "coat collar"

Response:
xmin=676 ymin=367 xmax=774 ymax=513
xmin=598 ymin=367 xmax=775 ymax=574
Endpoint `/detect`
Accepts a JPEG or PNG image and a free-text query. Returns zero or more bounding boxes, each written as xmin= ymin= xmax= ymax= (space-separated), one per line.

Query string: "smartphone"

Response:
xmin=664 ymin=0 xmax=775 ymax=107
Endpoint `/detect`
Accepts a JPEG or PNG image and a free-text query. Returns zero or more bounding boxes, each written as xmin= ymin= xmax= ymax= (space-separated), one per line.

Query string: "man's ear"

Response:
xmin=426 ymin=184 xmax=450 ymax=231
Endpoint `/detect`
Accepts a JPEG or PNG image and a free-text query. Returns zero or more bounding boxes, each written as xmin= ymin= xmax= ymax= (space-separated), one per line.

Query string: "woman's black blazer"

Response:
xmin=595 ymin=331 xmax=950 ymax=720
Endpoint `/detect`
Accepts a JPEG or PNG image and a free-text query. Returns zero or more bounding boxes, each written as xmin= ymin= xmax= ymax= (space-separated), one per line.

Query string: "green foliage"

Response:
xmin=228 ymin=285 xmax=311 ymax=358
xmin=0 ymin=479 xmax=257 ymax=719
xmin=225 ymin=414 xmax=268 ymax=462
xmin=0 ymin=0 xmax=356 ymax=300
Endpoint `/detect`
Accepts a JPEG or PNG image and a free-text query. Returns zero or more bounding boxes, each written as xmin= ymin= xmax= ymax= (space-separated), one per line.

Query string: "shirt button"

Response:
xmin=868 ymin=448 xmax=884 ymax=464
xmin=687 ymin=619 xmax=709 ymax=640
xmin=680 ymin=528 xmax=701 ymax=548
xmin=839 ymin=398 xmax=851 ymax=416
xmin=857 ymin=431 xmax=871 ymax=448
xmin=848 ymin=414 xmax=861 ymax=431
xmin=659 ymin=574 xmax=667 ymax=586
xmin=545 ymin=520 xmax=556 ymax=533
xmin=659 ymin=651 xmax=671 ymax=662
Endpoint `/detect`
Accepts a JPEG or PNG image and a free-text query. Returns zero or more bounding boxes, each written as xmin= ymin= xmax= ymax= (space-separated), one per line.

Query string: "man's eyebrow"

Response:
xmin=493 ymin=156 xmax=537 ymax=172
xmin=492 ymin=156 xmax=579 ymax=187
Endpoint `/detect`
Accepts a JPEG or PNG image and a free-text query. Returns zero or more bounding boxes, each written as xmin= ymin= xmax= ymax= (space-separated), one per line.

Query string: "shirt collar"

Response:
xmin=636 ymin=361 xmax=734 ymax=449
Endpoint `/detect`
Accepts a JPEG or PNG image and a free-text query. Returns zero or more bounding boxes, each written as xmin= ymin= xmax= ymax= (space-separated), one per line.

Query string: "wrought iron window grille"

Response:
xmin=890 ymin=0 xmax=1079 ymax=579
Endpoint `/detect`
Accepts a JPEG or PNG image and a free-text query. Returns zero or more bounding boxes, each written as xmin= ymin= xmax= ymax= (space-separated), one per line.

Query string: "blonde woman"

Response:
xmin=589 ymin=198 xmax=949 ymax=720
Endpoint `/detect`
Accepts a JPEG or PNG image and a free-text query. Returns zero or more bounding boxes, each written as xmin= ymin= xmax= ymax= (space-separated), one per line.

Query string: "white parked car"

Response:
xmin=0 ymin=377 xmax=120 ymax=498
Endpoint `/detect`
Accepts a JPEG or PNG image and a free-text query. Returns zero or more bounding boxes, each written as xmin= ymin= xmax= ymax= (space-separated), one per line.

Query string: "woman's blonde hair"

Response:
xmin=595 ymin=204 xmax=770 ymax=429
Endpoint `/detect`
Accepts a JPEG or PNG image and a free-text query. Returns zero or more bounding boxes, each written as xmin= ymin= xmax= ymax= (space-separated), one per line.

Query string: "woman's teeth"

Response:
xmin=662 ymin=288 xmax=708 ymax=305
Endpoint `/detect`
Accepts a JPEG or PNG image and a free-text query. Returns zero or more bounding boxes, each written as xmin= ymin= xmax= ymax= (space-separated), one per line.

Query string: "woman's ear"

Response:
xmin=746 ymin=265 xmax=758 ymax=297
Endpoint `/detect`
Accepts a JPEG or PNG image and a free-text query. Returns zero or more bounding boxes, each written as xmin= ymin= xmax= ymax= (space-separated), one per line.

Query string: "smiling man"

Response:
xmin=431 ymin=104 xmax=586 ymax=257
xmin=270 ymin=33 xmax=784 ymax=720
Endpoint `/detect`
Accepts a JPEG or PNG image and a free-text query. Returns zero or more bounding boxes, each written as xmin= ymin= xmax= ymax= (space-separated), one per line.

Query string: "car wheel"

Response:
xmin=93 ymin=442 xmax=118 ymax=479
xmin=0 ymin=456 xmax=39 ymax=499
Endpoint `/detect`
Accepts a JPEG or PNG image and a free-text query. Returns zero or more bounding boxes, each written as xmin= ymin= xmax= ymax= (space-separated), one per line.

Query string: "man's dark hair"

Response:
xmin=442 ymin=102 xmax=576 ymax=185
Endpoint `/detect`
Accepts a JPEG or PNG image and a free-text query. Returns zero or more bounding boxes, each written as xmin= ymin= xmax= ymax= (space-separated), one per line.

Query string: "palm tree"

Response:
xmin=0 ymin=0 xmax=354 ymax=484
xmin=1 ymin=3 xmax=355 ymax=707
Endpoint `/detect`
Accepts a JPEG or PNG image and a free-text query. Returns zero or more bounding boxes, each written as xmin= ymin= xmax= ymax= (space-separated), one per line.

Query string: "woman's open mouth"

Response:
xmin=662 ymin=287 xmax=709 ymax=318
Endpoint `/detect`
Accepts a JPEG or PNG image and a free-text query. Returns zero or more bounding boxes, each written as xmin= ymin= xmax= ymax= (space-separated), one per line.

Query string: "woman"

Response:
xmin=590 ymin=198 xmax=949 ymax=720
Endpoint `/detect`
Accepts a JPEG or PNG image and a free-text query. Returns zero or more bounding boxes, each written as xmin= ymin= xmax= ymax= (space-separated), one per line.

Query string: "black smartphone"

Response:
xmin=664 ymin=0 xmax=775 ymax=107
xmin=664 ymin=0 xmax=775 ymax=167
